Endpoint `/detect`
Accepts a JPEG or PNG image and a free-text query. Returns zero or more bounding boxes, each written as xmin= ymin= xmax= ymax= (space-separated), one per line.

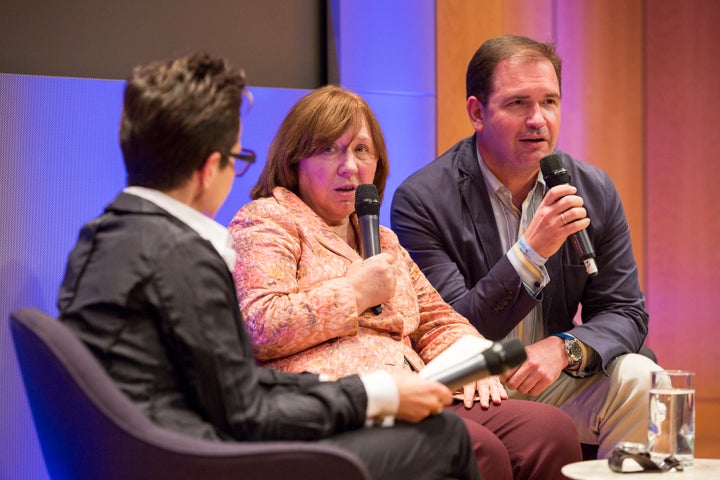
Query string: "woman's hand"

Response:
xmin=459 ymin=376 xmax=508 ymax=409
xmin=346 ymin=252 xmax=396 ymax=314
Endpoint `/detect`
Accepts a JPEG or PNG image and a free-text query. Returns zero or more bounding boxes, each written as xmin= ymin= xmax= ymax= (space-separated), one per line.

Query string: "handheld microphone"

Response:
xmin=355 ymin=184 xmax=382 ymax=315
xmin=423 ymin=339 xmax=527 ymax=391
xmin=540 ymin=154 xmax=598 ymax=276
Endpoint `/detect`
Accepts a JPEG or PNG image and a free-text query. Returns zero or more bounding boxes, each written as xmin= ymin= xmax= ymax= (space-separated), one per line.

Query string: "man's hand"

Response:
xmin=523 ymin=184 xmax=590 ymax=258
xmin=500 ymin=336 xmax=568 ymax=396
xmin=460 ymin=376 xmax=508 ymax=408
xmin=388 ymin=370 xmax=453 ymax=423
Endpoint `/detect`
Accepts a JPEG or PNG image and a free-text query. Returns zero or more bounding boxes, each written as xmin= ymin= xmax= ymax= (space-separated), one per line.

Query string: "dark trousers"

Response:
xmin=321 ymin=410 xmax=480 ymax=480
xmin=449 ymin=399 xmax=582 ymax=480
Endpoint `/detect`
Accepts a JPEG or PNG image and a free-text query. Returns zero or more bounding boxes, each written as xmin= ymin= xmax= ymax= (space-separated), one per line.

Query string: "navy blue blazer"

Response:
xmin=391 ymin=136 xmax=648 ymax=370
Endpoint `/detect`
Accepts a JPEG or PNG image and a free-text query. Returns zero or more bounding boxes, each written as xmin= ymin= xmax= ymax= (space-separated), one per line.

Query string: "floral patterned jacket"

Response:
xmin=229 ymin=187 xmax=481 ymax=379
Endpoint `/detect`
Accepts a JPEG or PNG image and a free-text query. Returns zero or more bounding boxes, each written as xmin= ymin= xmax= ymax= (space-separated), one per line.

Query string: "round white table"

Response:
xmin=562 ymin=459 xmax=720 ymax=479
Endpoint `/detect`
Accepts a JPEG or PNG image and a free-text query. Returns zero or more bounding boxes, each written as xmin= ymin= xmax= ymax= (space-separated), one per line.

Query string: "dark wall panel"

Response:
xmin=0 ymin=0 xmax=326 ymax=88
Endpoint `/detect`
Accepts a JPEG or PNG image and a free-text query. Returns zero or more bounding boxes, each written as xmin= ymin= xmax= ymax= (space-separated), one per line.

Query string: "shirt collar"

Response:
xmin=473 ymin=143 xmax=548 ymax=196
xmin=123 ymin=186 xmax=237 ymax=272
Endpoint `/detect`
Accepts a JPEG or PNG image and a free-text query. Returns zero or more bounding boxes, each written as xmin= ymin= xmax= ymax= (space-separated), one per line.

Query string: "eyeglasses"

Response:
xmin=225 ymin=148 xmax=256 ymax=177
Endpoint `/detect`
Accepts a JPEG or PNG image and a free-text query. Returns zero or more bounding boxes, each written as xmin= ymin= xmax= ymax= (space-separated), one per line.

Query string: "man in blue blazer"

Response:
xmin=392 ymin=35 xmax=659 ymax=459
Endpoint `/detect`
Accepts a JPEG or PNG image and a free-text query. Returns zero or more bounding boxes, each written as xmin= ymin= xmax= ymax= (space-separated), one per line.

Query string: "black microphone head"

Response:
xmin=478 ymin=338 xmax=527 ymax=376
xmin=540 ymin=153 xmax=570 ymax=188
xmin=355 ymin=184 xmax=380 ymax=216
xmin=495 ymin=338 xmax=527 ymax=369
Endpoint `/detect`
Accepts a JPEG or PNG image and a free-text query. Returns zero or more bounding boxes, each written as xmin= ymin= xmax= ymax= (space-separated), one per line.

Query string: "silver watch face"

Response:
xmin=565 ymin=339 xmax=583 ymax=363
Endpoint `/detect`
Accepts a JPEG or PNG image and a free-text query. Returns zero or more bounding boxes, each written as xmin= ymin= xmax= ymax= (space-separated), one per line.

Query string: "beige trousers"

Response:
xmin=508 ymin=353 xmax=661 ymax=459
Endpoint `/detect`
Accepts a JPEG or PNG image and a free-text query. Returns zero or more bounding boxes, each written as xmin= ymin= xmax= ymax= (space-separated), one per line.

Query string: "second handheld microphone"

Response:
xmin=355 ymin=184 xmax=383 ymax=315
xmin=423 ymin=338 xmax=527 ymax=391
xmin=540 ymin=154 xmax=598 ymax=276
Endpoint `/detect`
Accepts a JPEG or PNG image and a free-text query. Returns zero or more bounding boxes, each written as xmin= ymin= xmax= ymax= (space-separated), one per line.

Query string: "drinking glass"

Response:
xmin=648 ymin=370 xmax=695 ymax=467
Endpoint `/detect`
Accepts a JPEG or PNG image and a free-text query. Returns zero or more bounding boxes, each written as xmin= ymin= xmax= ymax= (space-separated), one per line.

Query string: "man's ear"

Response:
xmin=197 ymin=152 xmax=223 ymax=189
xmin=466 ymin=96 xmax=484 ymax=132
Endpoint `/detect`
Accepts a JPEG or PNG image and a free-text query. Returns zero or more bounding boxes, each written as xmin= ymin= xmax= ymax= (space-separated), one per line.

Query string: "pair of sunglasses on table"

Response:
xmin=608 ymin=442 xmax=683 ymax=473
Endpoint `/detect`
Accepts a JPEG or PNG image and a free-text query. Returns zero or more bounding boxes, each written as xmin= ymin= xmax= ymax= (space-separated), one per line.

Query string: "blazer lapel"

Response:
xmin=315 ymin=217 xmax=362 ymax=261
xmin=274 ymin=187 xmax=360 ymax=262
xmin=455 ymin=139 xmax=506 ymax=266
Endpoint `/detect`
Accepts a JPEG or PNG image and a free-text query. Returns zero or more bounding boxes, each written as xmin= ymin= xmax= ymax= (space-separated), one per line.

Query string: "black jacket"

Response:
xmin=59 ymin=192 xmax=367 ymax=441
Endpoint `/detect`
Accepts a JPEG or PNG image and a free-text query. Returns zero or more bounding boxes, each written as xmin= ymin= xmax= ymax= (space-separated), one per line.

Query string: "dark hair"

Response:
xmin=120 ymin=52 xmax=247 ymax=190
xmin=250 ymin=85 xmax=390 ymax=202
xmin=466 ymin=34 xmax=562 ymax=105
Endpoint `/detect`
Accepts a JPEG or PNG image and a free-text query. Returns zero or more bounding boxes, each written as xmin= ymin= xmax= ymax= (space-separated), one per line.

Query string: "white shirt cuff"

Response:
xmin=508 ymin=237 xmax=550 ymax=295
xmin=360 ymin=370 xmax=399 ymax=427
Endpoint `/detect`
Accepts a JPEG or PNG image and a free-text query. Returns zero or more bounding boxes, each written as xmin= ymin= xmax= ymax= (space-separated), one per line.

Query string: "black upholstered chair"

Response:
xmin=10 ymin=308 xmax=371 ymax=480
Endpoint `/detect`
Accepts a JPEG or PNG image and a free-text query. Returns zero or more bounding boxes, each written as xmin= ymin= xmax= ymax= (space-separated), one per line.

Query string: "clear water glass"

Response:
xmin=648 ymin=370 xmax=695 ymax=467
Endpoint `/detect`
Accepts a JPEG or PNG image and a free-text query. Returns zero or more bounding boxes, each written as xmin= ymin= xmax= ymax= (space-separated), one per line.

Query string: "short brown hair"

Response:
xmin=120 ymin=52 xmax=247 ymax=190
xmin=466 ymin=34 xmax=562 ymax=105
xmin=251 ymin=85 xmax=390 ymax=202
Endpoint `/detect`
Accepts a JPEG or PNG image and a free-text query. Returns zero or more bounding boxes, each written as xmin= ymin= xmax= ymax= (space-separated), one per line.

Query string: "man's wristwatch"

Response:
xmin=553 ymin=332 xmax=582 ymax=368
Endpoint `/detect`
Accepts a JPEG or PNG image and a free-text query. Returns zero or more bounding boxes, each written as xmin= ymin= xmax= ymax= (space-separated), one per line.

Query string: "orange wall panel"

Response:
xmin=436 ymin=0 xmax=501 ymax=155
xmin=645 ymin=0 xmax=720 ymax=408
xmin=436 ymin=0 xmax=553 ymax=156
xmin=554 ymin=0 xmax=645 ymax=285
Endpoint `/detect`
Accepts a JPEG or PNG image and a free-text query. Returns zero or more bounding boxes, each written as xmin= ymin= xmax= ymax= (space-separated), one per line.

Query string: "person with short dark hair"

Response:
xmin=391 ymin=34 xmax=660 ymax=458
xmin=58 ymin=52 xmax=480 ymax=480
